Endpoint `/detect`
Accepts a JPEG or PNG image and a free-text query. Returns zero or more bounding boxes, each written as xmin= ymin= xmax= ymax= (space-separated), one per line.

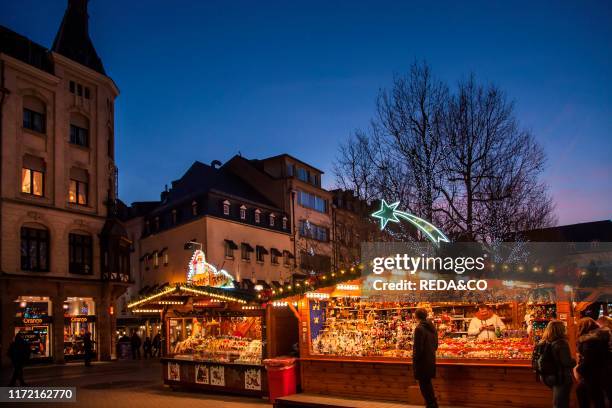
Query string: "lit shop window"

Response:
xmin=240 ymin=205 xmax=247 ymax=220
xmin=14 ymin=296 xmax=52 ymax=360
xmin=63 ymin=297 xmax=96 ymax=359
xmin=22 ymin=168 xmax=44 ymax=196
xmin=223 ymin=200 xmax=230 ymax=216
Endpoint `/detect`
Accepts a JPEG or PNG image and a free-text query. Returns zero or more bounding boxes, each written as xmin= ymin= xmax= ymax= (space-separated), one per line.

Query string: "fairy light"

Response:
xmin=128 ymin=286 xmax=176 ymax=308
xmin=133 ymin=309 xmax=163 ymax=313
xmin=242 ymin=305 xmax=260 ymax=310
xmin=306 ymin=292 xmax=329 ymax=299
xmin=179 ymin=285 xmax=247 ymax=304
xmin=158 ymin=300 xmax=183 ymax=305
xmin=272 ymin=301 xmax=288 ymax=307
xmin=336 ymin=284 xmax=359 ymax=291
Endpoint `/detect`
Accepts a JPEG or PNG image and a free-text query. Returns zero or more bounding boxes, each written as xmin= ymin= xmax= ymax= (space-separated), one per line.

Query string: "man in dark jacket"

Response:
xmin=413 ymin=308 xmax=438 ymax=408
xmin=131 ymin=332 xmax=142 ymax=359
xmin=7 ymin=333 xmax=30 ymax=386
xmin=83 ymin=332 xmax=94 ymax=367
xmin=575 ymin=321 xmax=610 ymax=408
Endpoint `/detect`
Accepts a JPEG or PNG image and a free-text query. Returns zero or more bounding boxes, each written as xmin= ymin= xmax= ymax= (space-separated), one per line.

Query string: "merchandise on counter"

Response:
xmin=173 ymin=335 xmax=262 ymax=365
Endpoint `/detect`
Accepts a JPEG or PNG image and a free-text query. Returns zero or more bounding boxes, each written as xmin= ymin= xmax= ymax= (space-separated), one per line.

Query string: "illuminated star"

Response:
xmin=371 ymin=199 xmax=401 ymax=230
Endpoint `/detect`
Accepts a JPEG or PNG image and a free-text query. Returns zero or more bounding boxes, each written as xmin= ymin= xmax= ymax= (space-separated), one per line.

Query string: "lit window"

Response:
xmin=69 ymin=179 xmax=88 ymax=205
xmin=21 ymin=168 xmax=44 ymax=197
xmin=223 ymin=200 xmax=230 ymax=216
xmin=240 ymin=205 xmax=247 ymax=220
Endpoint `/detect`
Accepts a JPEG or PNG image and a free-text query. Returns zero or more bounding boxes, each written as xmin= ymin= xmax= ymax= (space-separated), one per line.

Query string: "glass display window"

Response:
xmin=169 ymin=315 xmax=263 ymax=365
xmin=13 ymin=296 xmax=53 ymax=360
xmin=63 ymin=297 xmax=96 ymax=358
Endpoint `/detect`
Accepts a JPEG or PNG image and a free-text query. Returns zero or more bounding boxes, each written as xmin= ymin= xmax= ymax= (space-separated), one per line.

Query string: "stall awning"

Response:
xmin=256 ymin=245 xmax=269 ymax=255
xmin=241 ymin=243 xmax=254 ymax=252
xmin=224 ymin=239 xmax=238 ymax=250
xmin=127 ymin=283 xmax=255 ymax=309
xmin=271 ymin=248 xmax=283 ymax=256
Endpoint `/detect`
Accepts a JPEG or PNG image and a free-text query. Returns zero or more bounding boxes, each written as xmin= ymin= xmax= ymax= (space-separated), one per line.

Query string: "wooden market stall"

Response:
xmin=278 ymin=279 xmax=580 ymax=408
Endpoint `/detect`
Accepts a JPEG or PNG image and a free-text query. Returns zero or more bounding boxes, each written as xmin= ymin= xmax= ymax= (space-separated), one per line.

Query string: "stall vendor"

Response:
xmin=468 ymin=303 xmax=505 ymax=340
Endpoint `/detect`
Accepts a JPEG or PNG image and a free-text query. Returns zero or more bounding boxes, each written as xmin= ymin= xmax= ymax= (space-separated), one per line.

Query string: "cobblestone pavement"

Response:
xmin=1 ymin=359 xmax=270 ymax=408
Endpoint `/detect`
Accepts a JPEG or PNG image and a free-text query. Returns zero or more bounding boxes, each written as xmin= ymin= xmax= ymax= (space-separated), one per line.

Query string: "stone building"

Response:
xmin=0 ymin=0 xmax=130 ymax=366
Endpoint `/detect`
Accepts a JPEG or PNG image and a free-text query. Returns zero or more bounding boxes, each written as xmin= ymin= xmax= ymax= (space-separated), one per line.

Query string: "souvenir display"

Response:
xmin=310 ymin=296 xmax=536 ymax=360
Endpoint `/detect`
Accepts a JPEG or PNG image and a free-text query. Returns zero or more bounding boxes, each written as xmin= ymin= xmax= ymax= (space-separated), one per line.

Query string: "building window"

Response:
xmin=163 ymin=252 xmax=169 ymax=266
xmin=297 ymin=168 xmax=309 ymax=183
xmin=286 ymin=163 xmax=294 ymax=176
xmin=282 ymin=216 xmax=288 ymax=230
xmin=241 ymin=243 xmax=253 ymax=261
xmin=154 ymin=217 xmax=160 ymax=231
xmin=172 ymin=209 xmax=177 ymax=225
xmin=23 ymin=109 xmax=45 ymax=133
xmin=299 ymin=220 xmax=328 ymax=242
xmin=283 ymin=251 xmax=292 ymax=266
xmin=224 ymin=240 xmax=238 ymax=259
xmin=271 ymin=248 xmax=282 ymax=265
xmin=21 ymin=168 xmax=44 ymax=197
xmin=297 ymin=190 xmax=327 ymax=213
xmin=69 ymin=113 xmax=89 ymax=147
xmin=70 ymin=125 xmax=89 ymax=147
xmin=256 ymin=246 xmax=268 ymax=263
xmin=21 ymin=226 xmax=49 ymax=272
xmin=69 ymin=179 xmax=88 ymax=205
xmin=22 ymin=96 xmax=46 ymax=133
xmin=240 ymin=205 xmax=246 ymax=220
xmin=254 ymin=209 xmax=261 ymax=224
xmin=192 ymin=201 xmax=198 ymax=216
xmin=269 ymin=214 xmax=275 ymax=227
xmin=69 ymin=233 xmax=92 ymax=274
xmin=223 ymin=200 xmax=230 ymax=216
xmin=153 ymin=251 xmax=159 ymax=268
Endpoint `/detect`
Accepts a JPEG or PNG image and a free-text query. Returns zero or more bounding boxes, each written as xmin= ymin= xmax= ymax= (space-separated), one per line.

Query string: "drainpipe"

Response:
xmin=0 ymin=60 xmax=9 ymax=271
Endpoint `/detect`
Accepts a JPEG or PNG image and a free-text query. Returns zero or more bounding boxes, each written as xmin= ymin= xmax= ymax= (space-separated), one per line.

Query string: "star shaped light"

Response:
xmin=371 ymin=199 xmax=401 ymax=230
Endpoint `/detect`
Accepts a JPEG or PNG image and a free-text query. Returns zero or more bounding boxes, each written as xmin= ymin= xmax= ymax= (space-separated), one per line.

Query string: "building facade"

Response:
xmin=0 ymin=0 xmax=130 ymax=366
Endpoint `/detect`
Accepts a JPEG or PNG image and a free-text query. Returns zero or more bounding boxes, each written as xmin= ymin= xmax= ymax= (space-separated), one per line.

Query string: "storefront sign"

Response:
xmin=19 ymin=316 xmax=52 ymax=325
xmin=187 ymin=249 xmax=235 ymax=288
xmin=65 ymin=315 xmax=96 ymax=323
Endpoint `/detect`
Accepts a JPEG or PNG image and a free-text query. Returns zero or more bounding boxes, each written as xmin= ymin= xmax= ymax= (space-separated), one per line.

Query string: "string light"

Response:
xmin=158 ymin=300 xmax=183 ymax=305
xmin=128 ymin=286 xmax=176 ymax=308
xmin=133 ymin=309 xmax=163 ymax=313
xmin=336 ymin=284 xmax=359 ymax=291
xmin=179 ymin=285 xmax=248 ymax=304
xmin=272 ymin=301 xmax=288 ymax=307
xmin=306 ymin=292 xmax=329 ymax=299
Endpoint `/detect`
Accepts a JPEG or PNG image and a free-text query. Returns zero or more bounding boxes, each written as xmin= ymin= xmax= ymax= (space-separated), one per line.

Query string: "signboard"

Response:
xmin=187 ymin=250 xmax=234 ymax=288
xmin=64 ymin=315 xmax=96 ymax=323
xmin=17 ymin=316 xmax=53 ymax=325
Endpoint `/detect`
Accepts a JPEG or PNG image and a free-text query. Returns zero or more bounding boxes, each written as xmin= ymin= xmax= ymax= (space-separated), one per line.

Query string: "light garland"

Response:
xmin=306 ymin=292 xmax=330 ymax=299
xmin=242 ymin=305 xmax=260 ymax=310
xmin=179 ymin=285 xmax=247 ymax=304
xmin=336 ymin=284 xmax=359 ymax=291
xmin=132 ymin=309 xmax=163 ymax=313
xmin=158 ymin=300 xmax=184 ymax=305
xmin=128 ymin=286 xmax=176 ymax=308
xmin=272 ymin=301 xmax=288 ymax=307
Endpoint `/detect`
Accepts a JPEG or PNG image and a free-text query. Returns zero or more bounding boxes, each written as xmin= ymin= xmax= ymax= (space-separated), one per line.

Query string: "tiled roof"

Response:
xmin=0 ymin=25 xmax=54 ymax=74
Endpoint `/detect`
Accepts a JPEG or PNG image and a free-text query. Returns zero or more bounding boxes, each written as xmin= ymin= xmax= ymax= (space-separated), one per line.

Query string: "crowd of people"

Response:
xmin=116 ymin=332 xmax=162 ymax=359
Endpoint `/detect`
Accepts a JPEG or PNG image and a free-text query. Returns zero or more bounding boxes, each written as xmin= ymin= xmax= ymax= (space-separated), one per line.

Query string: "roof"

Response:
xmin=0 ymin=25 xmax=54 ymax=74
xmin=520 ymin=220 xmax=612 ymax=242
xmin=51 ymin=0 xmax=106 ymax=75
xmin=256 ymin=153 xmax=325 ymax=174
xmin=149 ymin=161 xmax=281 ymax=215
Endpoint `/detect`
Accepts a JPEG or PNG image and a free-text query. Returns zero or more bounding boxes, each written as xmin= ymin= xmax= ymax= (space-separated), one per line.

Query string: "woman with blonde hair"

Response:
xmin=536 ymin=320 xmax=575 ymax=408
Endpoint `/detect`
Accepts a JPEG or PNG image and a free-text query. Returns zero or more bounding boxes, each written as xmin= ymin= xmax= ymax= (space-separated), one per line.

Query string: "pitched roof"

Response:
xmin=0 ymin=25 xmax=54 ymax=74
xmin=52 ymin=0 xmax=106 ymax=75
xmin=150 ymin=161 xmax=280 ymax=214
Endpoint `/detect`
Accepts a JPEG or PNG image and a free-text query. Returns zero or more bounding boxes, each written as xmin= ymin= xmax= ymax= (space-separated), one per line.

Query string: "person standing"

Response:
xmin=412 ymin=308 xmax=439 ymax=408
xmin=83 ymin=332 xmax=94 ymax=367
xmin=7 ymin=333 xmax=29 ymax=386
xmin=468 ymin=303 xmax=506 ymax=340
xmin=537 ymin=321 xmax=575 ymax=408
xmin=130 ymin=332 xmax=142 ymax=359
xmin=143 ymin=337 xmax=152 ymax=359
xmin=152 ymin=333 xmax=161 ymax=357
xmin=574 ymin=317 xmax=610 ymax=408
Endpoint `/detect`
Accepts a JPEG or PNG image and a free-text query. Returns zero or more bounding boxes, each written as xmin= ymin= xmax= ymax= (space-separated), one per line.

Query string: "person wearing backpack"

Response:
xmin=532 ymin=320 xmax=576 ymax=408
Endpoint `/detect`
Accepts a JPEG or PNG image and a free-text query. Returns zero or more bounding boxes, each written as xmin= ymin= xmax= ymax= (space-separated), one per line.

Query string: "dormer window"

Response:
xmin=192 ymin=201 xmax=198 ymax=216
xmin=254 ymin=209 xmax=261 ymax=224
xmin=269 ymin=214 xmax=275 ymax=227
xmin=223 ymin=200 xmax=230 ymax=216
xmin=282 ymin=216 xmax=288 ymax=230
xmin=240 ymin=205 xmax=247 ymax=220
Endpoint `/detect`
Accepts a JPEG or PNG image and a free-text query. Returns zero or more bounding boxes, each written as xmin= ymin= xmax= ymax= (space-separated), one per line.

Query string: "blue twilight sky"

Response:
xmin=1 ymin=0 xmax=611 ymax=225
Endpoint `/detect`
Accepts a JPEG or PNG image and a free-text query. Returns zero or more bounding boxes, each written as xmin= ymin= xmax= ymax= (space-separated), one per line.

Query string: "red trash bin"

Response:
xmin=263 ymin=357 xmax=297 ymax=403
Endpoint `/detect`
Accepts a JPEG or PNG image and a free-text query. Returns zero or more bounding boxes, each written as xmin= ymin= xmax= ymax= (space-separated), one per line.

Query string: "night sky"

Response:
xmin=2 ymin=0 xmax=611 ymax=225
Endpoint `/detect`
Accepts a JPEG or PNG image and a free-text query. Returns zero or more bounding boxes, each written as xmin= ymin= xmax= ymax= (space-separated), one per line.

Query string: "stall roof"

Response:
xmin=127 ymin=283 xmax=255 ymax=309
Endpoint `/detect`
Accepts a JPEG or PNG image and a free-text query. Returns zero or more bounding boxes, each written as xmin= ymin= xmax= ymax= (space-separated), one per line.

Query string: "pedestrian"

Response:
xmin=152 ymin=333 xmax=161 ymax=357
xmin=7 ymin=333 xmax=29 ymax=386
xmin=574 ymin=317 xmax=611 ymax=408
xmin=143 ymin=337 xmax=152 ymax=359
xmin=130 ymin=331 xmax=142 ymax=359
xmin=412 ymin=308 xmax=439 ymax=408
xmin=535 ymin=320 xmax=576 ymax=408
xmin=83 ymin=332 xmax=94 ymax=367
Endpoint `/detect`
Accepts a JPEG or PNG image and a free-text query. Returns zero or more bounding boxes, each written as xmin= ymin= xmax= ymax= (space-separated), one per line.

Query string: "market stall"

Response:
xmin=280 ymin=279 xmax=574 ymax=408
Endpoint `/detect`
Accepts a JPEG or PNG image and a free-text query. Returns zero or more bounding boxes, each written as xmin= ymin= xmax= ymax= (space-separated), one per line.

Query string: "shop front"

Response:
xmin=63 ymin=297 xmax=97 ymax=360
xmin=14 ymin=296 xmax=53 ymax=362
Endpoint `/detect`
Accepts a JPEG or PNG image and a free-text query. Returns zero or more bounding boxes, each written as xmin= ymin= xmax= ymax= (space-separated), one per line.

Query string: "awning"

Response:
xmin=224 ymin=239 xmax=238 ymax=250
xmin=283 ymin=250 xmax=295 ymax=259
xmin=270 ymin=248 xmax=283 ymax=256
xmin=241 ymin=243 xmax=254 ymax=252
xmin=256 ymin=245 xmax=269 ymax=255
